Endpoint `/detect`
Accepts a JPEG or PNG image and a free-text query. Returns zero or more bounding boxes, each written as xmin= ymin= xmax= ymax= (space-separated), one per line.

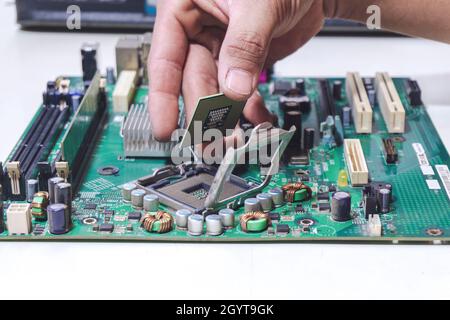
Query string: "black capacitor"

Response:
xmin=81 ymin=43 xmax=98 ymax=82
xmin=342 ymin=106 xmax=352 ymax=127
xmin=48 ymin=203 xmax=71 ymax=235
xmin=295 ymin=78 xmax=306 ymax=95
xmin=377 ymin=188 xmax=391 ymax=213
xmin=71 ymin=95 xmax=81 ymax=113
xmin=48 ymin=177 xmax=65 ymax=204
xmin=331 ymin=192 xmax=352 ymax=222
xmin=333 ymin=80 xmax=343 ymax=100
xmin=373 ymin=183 xmax=393 ymax=202
xmin=284 ymin=110 xmax=302 ymax=151
xmin=55 ymin=182 xmax=73 ymax=215
xmin=106 ymin=67 xmax=116 ymax=85
xmin=303 ymin=128 xmax=315 ymax=150
xmin=26 ymin=179 xmax=39 ymax=203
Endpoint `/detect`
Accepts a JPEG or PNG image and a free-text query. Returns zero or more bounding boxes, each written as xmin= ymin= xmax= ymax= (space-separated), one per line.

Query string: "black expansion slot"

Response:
xmin=4 ymin=105 xmax=69 ymax=200
xmin=319 ymin=79 xmax=336 ymax=119
xmin=23 ymin=107 xmax=69 ymax=180
xmin=10 ymin=106 xmax=49 ymax=164
xmin=70 ymin=87 xmax=107 ymax=193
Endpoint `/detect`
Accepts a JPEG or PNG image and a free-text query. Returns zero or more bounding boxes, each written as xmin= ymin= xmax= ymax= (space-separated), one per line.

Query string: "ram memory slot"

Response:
xmin=10 ymin=106 xmax=49 ymax=164
xmin=27 ymin=107 xmax=69 ymax=178
xmin=61 ymin=72 xmax=106 ymax=191
xmin=2 ymin=104 xmax=70 ymax=200
xmin=22 ymin=107 xmax=69 ymax=180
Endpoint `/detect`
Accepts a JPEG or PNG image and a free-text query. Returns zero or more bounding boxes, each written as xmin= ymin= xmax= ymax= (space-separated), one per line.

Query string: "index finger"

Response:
xmin=148 ymin=2 xmax=189 ymax=141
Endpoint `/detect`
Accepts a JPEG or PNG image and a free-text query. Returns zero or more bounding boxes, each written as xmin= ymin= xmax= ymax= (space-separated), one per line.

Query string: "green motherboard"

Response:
xmin=1 ymin=68 xmax=449 ymax=243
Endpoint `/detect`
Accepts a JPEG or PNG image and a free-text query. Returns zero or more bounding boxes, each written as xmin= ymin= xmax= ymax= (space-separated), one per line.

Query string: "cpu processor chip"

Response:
xmin=180 ymin=93 xmax=246 ymax=148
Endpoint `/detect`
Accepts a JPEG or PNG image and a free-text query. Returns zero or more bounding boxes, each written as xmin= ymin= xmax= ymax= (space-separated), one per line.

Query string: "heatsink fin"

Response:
xmin=123 ymin=104 xmax=179 ymax=157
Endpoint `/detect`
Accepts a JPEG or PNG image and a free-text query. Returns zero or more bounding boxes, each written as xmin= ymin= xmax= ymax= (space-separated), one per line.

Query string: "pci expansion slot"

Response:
xmin=346 ymin=72 xmax=373 ymax=133
xmin=344 ymin=139 xmax=369 ymax=186
xmin=375 ymin=72 xmax=406 ymax=133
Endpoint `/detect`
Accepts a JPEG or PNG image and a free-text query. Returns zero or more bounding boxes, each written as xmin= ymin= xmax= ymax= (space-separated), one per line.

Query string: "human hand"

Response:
xmin=148 ymin=0 xmax=331 ymax=141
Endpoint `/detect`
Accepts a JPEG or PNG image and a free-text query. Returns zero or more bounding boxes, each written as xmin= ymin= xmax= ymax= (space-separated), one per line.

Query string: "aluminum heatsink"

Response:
xmin=123 ymin=104 xmax=180 ymax=157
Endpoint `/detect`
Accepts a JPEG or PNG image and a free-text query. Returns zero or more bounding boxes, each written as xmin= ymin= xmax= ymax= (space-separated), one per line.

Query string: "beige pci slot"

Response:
xmin=346 ymin=72 xmax=373 ymax=133
xmin=113 ymin=70 xmax=138 ymax=113
xmin=344 ymin=139 xmax=369 ymax=186
xmin=375 ymin=72 xmax=405 ymax=133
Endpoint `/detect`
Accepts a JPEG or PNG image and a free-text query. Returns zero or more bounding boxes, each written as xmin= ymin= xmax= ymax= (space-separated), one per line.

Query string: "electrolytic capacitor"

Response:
xmin=188 ymin=214 xmax=204 ymax=236
xmin=284 ymin=110 xmax=302 ymax=151
xmin=55 ymin=182 xmax=72 ymax=214
xmin=377 ymin=188 xmax=391 ymax=213
xmin=48 ymin=177 xmax=64 ymax=204
xmin=331 ymin=192 xmax=352 ymax=222
xmin=48 ymin=203 xmax=71 ymax=235
xmin=218 ymin=209 xmax=235 ymax=229
xmin=26 ymin=179 xmax=39 ymax=203
xmin=268 ymin=188 xmax=284 ymax=207
xmin=71 ymin=95 xmax=81 ymax=113
xmin=295 ymin=78 xmax=306 ymax=95
xmin=256 ymin=193 xmax=274 ymax=212
xmin=303 ymin=127 xmax=315 ymax=150
xmin=106 ymin=67 xmax=116 ymax=85
xmin=245 ymin=198 xmax=261 ymax=213
xmin=342 ymin=106 xmax=352 ymax=128
xmin=176 ymin=209 xmax=192 ymax=230
xmin=333 ymin=80 xmax=343 ymax=100
xmin=81 ymin=43 xmax=98 ymax=82
xmin=131 ymin=189 xmax=146 ymax=209
xmin=206 ymin=215 xmax=223 ymax=236
xmin=143 ymin=194 xmax=159 ymax=212
xmin=368 ymin=88 xmax=376 ymax=106
xmin=122 ymin=183 xmax=137 ymax=202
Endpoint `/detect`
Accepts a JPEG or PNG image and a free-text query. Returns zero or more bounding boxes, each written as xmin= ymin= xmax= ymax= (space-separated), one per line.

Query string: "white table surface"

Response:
xmin=0 ymin=1 xmax=449 ymax=300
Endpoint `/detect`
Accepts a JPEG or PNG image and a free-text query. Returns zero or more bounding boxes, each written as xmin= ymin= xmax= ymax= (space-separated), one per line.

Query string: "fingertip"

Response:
xmin=151 ymin=128 xmax=174 ymax=143
xmin=148 ymin=93 xmax=180 ymax=142
xmin=222 ymin=67 xmax=258 ymax=101
xmin=242 ymin=91 xmax=275 ymax=124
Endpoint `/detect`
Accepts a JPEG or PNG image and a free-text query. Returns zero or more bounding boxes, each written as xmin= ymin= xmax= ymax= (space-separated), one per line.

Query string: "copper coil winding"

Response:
xmin=282 ymin=182 xmax=312 ymax=203
xmin=31 ymin=191 xmax=49 ymax=210
xmin=141 ymin=211 xmax=174 ymax=234
xmin=240 ymin=211 xmax=270 ymax=233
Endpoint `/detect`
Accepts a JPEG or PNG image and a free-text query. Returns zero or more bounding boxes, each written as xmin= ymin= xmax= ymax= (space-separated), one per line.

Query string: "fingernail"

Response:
xmin=226 ymin=68 xmax=253 ymax=96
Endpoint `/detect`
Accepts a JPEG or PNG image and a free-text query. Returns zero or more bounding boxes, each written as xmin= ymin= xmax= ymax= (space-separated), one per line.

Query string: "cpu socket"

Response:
xmin=133 ymin=122 xmax=296 ymax=215
xmin=137 ymin=166 xmax=251 ymax=214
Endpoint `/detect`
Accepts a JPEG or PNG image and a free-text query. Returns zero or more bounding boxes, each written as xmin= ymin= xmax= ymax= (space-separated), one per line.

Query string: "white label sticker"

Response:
xmin=412 ymin=143 xmax=430 ymax=166
xmin=421 ymin=165 xmax=434 ymax=176
xmin=436 ymin=165 xmax=450 ymax=200
xmin=426 ymin=180 xmax=441 ymax=190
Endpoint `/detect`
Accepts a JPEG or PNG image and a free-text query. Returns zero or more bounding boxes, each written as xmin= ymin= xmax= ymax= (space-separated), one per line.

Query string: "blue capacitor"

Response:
xmin=106 ymin=67 xmax=116 ymax=85
xmin=48 ymin=203 xmax=71 ymax=235
xmin=71 ymin=94 xmax=82 ymax=113
xmin=342 ymin=106 xmax=352 ymax=128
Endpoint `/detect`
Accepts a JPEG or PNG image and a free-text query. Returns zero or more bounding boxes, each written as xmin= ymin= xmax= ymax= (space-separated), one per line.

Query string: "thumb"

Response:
xmin=218 ymin=0 xmax=276 ymax=101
